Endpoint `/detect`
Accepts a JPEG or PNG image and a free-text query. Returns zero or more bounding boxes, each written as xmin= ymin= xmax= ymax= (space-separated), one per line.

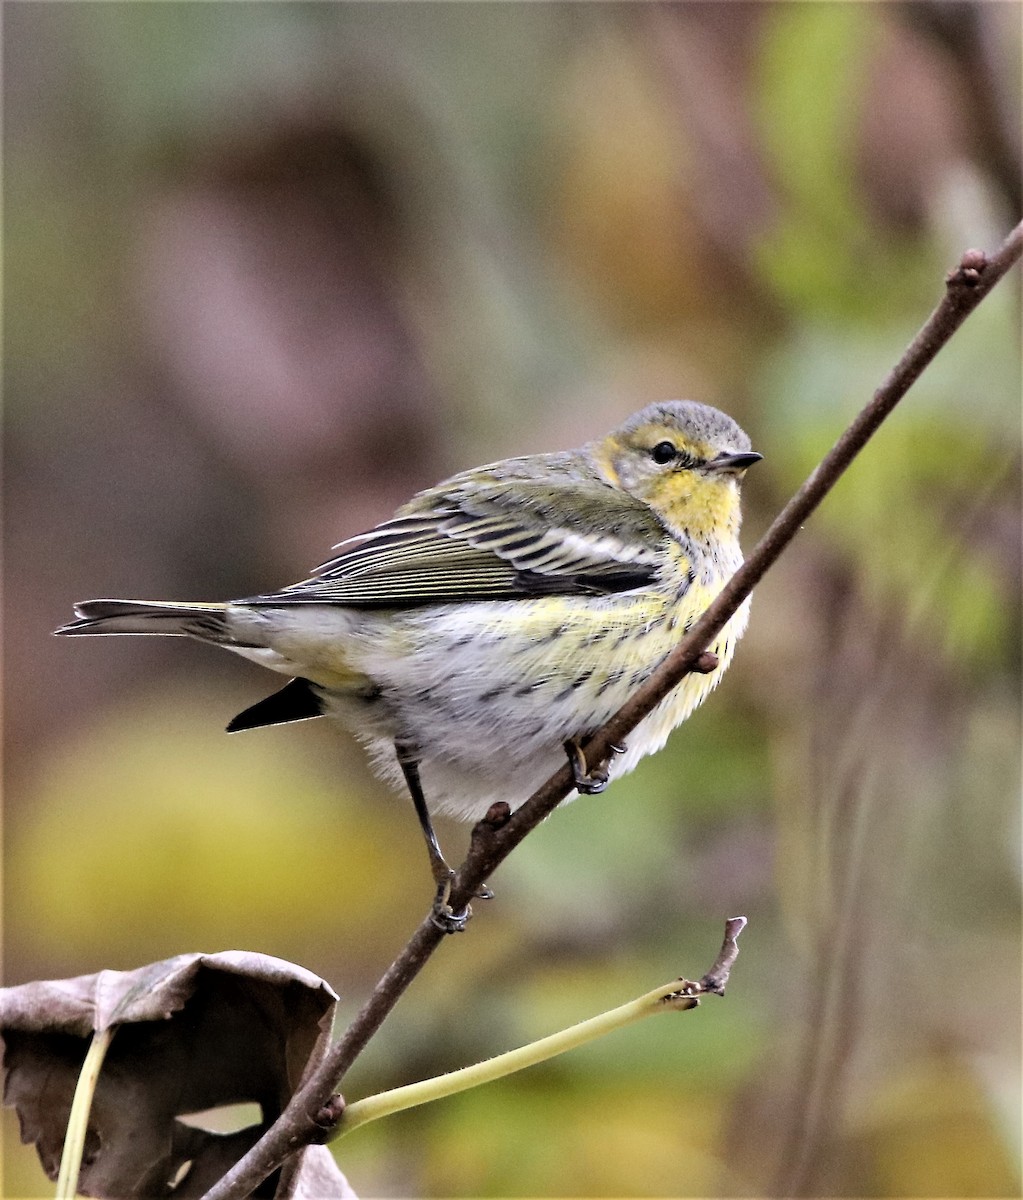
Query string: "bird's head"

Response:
xmin=592 ymin=401 xmax=761 ymax=541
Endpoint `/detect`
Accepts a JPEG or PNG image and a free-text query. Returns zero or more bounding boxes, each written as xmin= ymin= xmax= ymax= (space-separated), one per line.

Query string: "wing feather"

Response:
xmin=244 ymin=454 xmax=667 ymax=608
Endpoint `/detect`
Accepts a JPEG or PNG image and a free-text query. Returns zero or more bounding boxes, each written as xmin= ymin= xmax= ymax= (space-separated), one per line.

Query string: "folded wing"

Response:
xmin=244 ymin=457 xmax=667 ymax=608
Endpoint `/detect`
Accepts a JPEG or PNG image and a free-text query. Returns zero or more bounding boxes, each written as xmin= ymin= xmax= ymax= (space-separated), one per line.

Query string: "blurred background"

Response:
xmin=4 ymin=3 xmax=1020 ymax=1196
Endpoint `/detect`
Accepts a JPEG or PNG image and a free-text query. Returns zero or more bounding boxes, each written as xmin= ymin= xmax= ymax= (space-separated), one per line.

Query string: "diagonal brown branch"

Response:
xmin=203 ymin=223 xmax=1022 ymax=1200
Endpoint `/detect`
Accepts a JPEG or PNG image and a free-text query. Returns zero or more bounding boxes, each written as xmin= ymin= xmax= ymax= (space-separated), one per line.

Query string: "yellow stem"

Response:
xmin=337 ymin=980 xmax=699 ymax=1138
xmin=55 ymin=1025 xmax=117 ymax=1200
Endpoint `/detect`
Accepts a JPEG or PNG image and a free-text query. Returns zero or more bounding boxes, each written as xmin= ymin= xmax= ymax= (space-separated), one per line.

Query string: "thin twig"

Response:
xmin=698 ymin=914 xmax=747 ymax=995
xmin=335 ymin=917 xmax=744 ymax=1139
xmin=202 ymin=224 xmax=1022 ymax=1200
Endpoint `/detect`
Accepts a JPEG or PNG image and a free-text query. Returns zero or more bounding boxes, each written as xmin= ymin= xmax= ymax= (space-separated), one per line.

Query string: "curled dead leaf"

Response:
xmin=1 ymin=951 xmax=344 ymax=1198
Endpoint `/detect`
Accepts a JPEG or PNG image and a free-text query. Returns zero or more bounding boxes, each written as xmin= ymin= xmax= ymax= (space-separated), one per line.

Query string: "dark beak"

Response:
xmin=707 ymin=451 xmax=763 ymax=474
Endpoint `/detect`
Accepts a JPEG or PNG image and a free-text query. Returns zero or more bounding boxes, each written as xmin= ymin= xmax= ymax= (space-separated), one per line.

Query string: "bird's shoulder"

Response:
xmin=400 ymin=450 xmax=665 ymax=535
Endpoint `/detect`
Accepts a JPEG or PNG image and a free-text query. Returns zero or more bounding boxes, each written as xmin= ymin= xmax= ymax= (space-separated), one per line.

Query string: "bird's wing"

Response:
xmin=244 ymin=455 xmax=668 ymax=608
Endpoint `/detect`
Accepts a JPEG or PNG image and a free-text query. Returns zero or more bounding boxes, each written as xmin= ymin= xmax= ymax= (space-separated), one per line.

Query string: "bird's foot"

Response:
xmin=565 ymin=737 xmax=615 ymax=795
xmin=430 ymin=873 xmax=471 ymax=934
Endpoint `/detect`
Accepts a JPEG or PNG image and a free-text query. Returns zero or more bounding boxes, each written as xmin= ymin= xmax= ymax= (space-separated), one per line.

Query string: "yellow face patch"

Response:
xmin=593 ymin=423 xmax=746 ymax=544
xmin=643 ymin=468 xmax=741 ymax=541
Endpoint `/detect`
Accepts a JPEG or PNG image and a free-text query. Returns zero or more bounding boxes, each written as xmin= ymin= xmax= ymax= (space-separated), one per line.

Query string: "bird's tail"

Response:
xmin=54 ymin=600 xmax=232 ymax=642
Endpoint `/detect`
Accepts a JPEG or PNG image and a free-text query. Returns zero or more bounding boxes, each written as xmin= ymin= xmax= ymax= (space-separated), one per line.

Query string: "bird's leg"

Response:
xmin=564 ymin=736 xmax=626 ymax=795
xmin=395 ymin=742 xmax=470 ymax=934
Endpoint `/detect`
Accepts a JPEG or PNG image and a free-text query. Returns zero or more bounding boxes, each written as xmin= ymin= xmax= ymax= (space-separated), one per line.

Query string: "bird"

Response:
xmin=55 ymin=401 xmax=761 ymax=930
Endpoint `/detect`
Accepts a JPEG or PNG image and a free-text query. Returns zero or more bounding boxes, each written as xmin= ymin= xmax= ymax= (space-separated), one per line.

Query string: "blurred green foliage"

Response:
xmin=5 ymin=3 xmax=1019 ymax=1198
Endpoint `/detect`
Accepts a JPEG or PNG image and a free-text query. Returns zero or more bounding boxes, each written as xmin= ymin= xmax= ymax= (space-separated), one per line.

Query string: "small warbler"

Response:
xmin=57 ymin=401 xmax=760 ymax=929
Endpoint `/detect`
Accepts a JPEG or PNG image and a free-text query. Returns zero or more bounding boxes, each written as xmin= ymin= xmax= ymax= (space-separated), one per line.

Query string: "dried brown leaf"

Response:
xmin=1 ymin=951 xmax=338 ymax=1198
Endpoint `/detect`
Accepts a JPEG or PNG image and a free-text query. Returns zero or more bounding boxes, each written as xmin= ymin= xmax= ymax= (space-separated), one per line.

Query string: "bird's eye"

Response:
xmin=650 ymin=441 xmax=679 ymax=465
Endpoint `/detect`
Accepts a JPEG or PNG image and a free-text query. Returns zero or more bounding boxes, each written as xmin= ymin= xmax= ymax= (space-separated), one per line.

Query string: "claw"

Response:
xmin=431 ymin=875 xmax=471 ymax=933
xmin=565 ymin=738 xmax=610 ymax=795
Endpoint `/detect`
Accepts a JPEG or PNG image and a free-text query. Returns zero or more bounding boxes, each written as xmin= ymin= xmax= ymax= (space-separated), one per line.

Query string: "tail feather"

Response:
xmin=54 ymin=599 xmax=231 ymax=641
